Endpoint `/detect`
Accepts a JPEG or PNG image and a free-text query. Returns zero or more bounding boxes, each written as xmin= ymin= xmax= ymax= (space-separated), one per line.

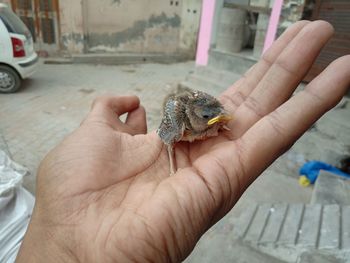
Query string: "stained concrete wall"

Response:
xmin=2 ymin=0 xmax=202 ymax=56
xmin=84 ymin=0 xmax=181 ymax=54
xmin=59 ymin=0 xmax=85 ymax=54
xmin=179 ymin=0 xmax=202 ymax=54
xmin=58 ymin=0 xmax=202 ymax=56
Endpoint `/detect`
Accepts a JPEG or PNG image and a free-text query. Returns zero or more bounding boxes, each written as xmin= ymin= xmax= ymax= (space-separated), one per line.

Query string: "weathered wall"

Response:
xmin=57 ymin=0 xmax=202 ymax=56
xmin=3 ymin=0 xmax=202 ymax=56
xmin=85 ymin=0 xmax=182 ymax=54
xmin=179 ymin=0 xmax=202 ymax=55
xmin=59 ymin=0 xmax=85 ymax=54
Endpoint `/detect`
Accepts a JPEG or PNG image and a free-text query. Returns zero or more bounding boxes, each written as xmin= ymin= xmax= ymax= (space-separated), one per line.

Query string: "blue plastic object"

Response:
xmin=299 ymin=161 xmax=350 ymax=186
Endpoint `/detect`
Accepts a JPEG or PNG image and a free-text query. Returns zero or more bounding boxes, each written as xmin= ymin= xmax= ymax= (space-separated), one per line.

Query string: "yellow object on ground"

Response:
xmin=299 ymin=175 xmax=311 ymax=187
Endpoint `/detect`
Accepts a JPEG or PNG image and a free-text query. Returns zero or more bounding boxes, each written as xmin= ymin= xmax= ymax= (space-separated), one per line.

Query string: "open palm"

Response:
xmin=17 ymin=21 xmax=350 ymax=263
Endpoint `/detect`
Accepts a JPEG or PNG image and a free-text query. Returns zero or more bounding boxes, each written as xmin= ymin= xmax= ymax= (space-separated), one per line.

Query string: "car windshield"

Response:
xmin=0 ymin=6 xmax=30 ymax=37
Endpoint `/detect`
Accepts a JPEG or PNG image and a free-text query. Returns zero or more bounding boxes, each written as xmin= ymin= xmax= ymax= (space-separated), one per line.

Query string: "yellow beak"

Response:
xmin=207 ymin=115 xmax=233 ymax=126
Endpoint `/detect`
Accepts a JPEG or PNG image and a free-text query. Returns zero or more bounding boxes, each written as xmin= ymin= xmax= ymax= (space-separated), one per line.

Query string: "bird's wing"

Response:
xmin=157 ymin=99 xmax=185 ymax=145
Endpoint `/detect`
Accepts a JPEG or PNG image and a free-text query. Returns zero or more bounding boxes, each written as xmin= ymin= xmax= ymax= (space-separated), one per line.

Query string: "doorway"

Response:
xmin=10 ymin=0 xmax=60 ymax=54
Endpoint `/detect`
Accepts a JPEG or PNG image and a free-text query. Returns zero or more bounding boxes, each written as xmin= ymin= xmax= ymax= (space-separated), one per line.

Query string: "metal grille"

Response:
xmin=40 ymin=17 xmax=55 ymax=44
xmin=17 ymin=0 xmax=32 ymax=10
xmin=39 ymin=0 xmax=53 ymax=12
xmin=11 ymin=0 xmax=59 ymax=47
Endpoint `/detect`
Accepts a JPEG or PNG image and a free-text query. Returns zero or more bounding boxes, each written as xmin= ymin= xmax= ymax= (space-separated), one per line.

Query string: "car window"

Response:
xmin=0 ymin=6 xmax=29 ymax=36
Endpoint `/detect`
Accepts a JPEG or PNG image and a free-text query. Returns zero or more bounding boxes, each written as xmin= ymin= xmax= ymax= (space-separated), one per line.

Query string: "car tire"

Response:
xmin=0 ymin=65 xmax=21 ymax=93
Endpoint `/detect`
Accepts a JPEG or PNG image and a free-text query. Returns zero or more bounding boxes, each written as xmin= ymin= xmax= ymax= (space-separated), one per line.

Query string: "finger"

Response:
xmin=230 ymin=20 xmax=334 ymax=139
xmin=91 ymin=95 xmax=140 ymax=116
xmin=172 ymin=56 xmax=349 ymax=234
xmin=125 ymin=106 xmax=148 ymax=135
xmin=236 ymin=55 xmax=350 ymax=188
xmin=220 ymin=20 xmax=310 ymax=112
xmin=88 ymin=95 xmax=140 ymax=130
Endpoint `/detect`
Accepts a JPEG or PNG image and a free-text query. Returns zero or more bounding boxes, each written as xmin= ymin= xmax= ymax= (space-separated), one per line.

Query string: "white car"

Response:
xmin=0 ymin=4 xmax=38 ymax=93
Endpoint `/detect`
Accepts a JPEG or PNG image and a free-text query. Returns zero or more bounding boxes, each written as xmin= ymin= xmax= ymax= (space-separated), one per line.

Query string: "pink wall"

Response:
xmin=195 ymin=0 xmax=216 ymax=66
xmin=263 ymin=0 xmax=283 ymax=53
xmin=195 ymin=0 xmax=285 ymax=64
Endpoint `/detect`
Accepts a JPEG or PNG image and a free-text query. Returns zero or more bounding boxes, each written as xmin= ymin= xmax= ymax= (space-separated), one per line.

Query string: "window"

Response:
xmin=0 ymin=6 xmax=30 ymax=38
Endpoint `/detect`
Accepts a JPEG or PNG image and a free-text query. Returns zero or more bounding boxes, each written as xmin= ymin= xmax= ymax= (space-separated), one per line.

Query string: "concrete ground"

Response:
xmin=0 ymin=61 xmax=326 ymax=261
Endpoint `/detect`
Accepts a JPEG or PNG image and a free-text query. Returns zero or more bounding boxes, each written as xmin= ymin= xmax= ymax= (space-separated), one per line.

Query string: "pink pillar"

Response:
xmin=263 ymin=0 xmax=284 ymax=53
xmin=195 ymin=0 xmax=216 ymax=66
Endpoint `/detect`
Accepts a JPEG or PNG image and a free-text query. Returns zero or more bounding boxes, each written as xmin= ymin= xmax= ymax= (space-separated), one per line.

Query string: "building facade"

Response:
xmin=196 ymin=0 xmax=350 ymax=82
xmin=1 ymin=0 xmax=203 ymax=58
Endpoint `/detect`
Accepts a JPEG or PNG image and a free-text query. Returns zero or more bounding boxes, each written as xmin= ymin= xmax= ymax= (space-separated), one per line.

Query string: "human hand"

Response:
xmin=16 ymin=21 xmax=350 ymax=263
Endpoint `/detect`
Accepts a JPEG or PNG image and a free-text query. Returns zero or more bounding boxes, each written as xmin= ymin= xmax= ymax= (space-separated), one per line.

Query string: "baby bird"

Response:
xmin=157 ymin=86 xmax=232 ymax=175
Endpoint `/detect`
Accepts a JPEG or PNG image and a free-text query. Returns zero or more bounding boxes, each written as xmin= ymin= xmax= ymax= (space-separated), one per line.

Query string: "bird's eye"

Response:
xmin=202 ymin=115 xmax=210 ymax=119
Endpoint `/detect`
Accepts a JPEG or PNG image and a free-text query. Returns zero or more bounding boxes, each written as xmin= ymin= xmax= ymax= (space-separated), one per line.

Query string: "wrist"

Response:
xmin=16 ymin=211 xmax=77 ymax=263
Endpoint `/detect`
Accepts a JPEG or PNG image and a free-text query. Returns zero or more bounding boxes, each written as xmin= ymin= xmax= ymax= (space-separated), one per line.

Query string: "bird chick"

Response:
xmin=157 ymin=86 xmax=232 ymax=175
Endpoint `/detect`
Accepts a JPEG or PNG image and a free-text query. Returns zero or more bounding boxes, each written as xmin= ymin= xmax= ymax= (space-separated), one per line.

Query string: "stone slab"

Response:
xmin=208 ymin=49 xmax=256 ymax=75
xmin=342 ymin=206 xmax=350 ymax=250
xmin=260 ymin=204 xmax=288 ymax=244
xmin=277 ymin=204 xmax=304 ymax=246
xmin=72 ymin=53 xmax=190 ymax=65
xmin=319 ymin=204 xmax=340 ymax=249
xmin=297 ymin=251 xmax=344 ymax=263
xmin=233 ymin=203 xmax=350 ymax=260
xmin=296 ymin=204 xmax=322 ymax=248
xmin=232 ymin=203 xmax=258 ymax=238
xmin=244 ymin=204 xmax=271 ymax=243
xmin=311 ymin=171 xmax=350 ymax=205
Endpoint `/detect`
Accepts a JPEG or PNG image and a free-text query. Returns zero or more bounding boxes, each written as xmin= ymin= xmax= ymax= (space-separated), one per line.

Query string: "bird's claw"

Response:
xmin=167 ymin=145 xmax=177 ymax=176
